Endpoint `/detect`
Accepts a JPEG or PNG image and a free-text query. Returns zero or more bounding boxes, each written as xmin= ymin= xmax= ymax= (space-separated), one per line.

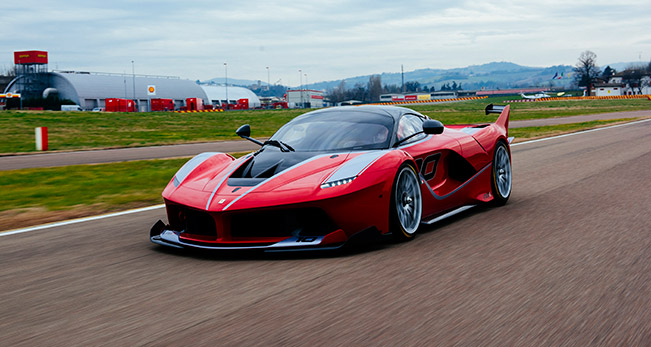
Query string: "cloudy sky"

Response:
xmin=2 ymin=0 xmax=650 ymax=86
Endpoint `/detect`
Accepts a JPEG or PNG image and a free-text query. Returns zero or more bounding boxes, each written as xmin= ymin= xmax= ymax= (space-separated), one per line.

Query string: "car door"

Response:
xmin=396 ymin=114 xmax=468 ymax=217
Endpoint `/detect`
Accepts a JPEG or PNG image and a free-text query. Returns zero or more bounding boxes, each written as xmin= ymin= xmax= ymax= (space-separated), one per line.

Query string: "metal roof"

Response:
xmin=50 ymin=72 xmax=206 ymax=104
xmin=200 ymin=85 xmax=261 ymax=107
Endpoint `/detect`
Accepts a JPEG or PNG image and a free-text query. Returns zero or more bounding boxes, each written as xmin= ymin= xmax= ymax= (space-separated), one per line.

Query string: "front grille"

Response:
xmin=229 ymin=208 xmax=337 ymax=238
xmin=175 ymin=208 xmax=217 ymax=236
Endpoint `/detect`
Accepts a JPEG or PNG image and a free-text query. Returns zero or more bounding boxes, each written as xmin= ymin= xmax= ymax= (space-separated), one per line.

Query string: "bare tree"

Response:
xmin=0 ymin=65 xmax=16 ymax=77
xmin=619 ymin=64 xmax=648 ymax=94
xmin=573 ymin=51 xmax=599 ymax=95
xmin=368 ymin=75 xmax=382 ymax=101
xmin=326 ymin=80 xmax=347 ymax=104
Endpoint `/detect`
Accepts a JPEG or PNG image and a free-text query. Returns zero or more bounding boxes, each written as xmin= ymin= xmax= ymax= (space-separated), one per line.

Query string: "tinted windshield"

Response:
xmin=271 ymin=110 xmax=394 ymax=151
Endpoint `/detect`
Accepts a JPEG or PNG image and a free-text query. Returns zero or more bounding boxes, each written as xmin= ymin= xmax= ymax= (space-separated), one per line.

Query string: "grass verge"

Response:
xmin=0 ymin=118 xmax=642 ymax=232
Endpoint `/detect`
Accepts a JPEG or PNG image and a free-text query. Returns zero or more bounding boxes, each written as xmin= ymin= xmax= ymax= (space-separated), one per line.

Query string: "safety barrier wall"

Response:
xmin=504 ymin=95 xmax=651 ymax=103
xmin=175 ymin=109 xmax=225 ymax=113
xmin=370 ymin=96 xmax=488 ymax=106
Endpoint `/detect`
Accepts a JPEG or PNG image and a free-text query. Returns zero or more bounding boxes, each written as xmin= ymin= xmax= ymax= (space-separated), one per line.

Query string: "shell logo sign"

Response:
xmin=147 ymin=85 xmax=156 ymax=96
xmin=0 ymin=93 xmax=21 ymax=98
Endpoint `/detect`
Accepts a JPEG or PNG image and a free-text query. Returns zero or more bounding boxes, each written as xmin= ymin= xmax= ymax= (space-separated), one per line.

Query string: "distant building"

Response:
xmin=286 ymin=89 xmax=324 ymax=108
xmin=593 ymin=74 xmax=651 ymax=96
xmin=593 ymin=83 xmax=624 ymax=97
xmin=3 ymin=50 xmax=260 ymax=110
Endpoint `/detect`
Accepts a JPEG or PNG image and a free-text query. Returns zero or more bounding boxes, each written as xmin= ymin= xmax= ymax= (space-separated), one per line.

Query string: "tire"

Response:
xmin=390 ymin=163 xmax=423 ymax=241
xmin=491 ymin=141 xmax=512 ymax=205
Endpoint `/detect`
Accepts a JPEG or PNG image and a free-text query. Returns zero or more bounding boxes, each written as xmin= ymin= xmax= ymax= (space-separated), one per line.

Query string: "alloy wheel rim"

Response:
xmin=396 ymin=167 xmax=422 ymax=234
xmin=495 ymin=146 xmax=512 ymax=198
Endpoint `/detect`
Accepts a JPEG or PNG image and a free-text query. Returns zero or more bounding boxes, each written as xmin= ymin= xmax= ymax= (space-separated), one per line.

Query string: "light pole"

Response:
xmin=299 ymin=69 xmax=303 ymax=108
xmin=401 ymin=64 xmax=404 ymax=93
xmin=266 ymin=66 xmax=270 ymax=91
xmin=224 ymin=62 xmax=228 ymax=110
xmin=132 ymin=60 xmax=136 ymax=111
xmin=304 ymin=73 xmax=308 ymax=107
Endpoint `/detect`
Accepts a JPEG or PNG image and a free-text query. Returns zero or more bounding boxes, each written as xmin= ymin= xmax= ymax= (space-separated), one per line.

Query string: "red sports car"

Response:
xmin=150 ymin=104 xmax=512 ymax=251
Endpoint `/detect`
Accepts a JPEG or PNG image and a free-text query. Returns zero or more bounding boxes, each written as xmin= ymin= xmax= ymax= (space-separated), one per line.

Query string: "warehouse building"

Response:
xmin=286 ymin=89 xmax=324 ymax=108
xmin=4 ymin=50 xmax=261 ymax=111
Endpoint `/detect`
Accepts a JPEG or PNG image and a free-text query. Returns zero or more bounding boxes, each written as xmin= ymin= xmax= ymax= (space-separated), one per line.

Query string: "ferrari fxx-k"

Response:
xmin=151 ymin=104 xmax=512 ymax=251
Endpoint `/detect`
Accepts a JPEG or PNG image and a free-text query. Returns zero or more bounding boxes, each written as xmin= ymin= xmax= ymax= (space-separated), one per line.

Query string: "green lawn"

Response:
xmin=0 ymin=158 xmax=188 ymax=213
xmin=1 ymin=97 xmax=649 ymax=154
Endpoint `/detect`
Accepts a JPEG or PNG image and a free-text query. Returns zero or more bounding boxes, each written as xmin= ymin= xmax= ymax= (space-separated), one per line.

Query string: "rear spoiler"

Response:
xmin=485 ymin=103 xmax=506 ymax=115
xmin=486 ymin=103 xmax=510 ymax=133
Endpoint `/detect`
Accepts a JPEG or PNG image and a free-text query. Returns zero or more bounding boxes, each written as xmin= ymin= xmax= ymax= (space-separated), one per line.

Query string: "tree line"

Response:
xmin=325 ymin=76 xmax=462 ymax=104
xmin=574 ymin=50 xmax=651 ymax=95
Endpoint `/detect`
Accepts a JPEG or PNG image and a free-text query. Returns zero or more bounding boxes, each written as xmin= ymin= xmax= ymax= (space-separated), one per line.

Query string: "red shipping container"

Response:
xmin=106 ymin=98 xmax=136 ymax=112
xmin=186 ymin=98 xmax=204 ymax=111
xmin=151 ymin=98 xmax=174 ymax=111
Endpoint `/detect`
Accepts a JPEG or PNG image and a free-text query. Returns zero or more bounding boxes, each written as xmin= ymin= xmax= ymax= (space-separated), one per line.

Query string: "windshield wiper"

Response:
xmin=263 ymin=139 xmax=295 ymax=152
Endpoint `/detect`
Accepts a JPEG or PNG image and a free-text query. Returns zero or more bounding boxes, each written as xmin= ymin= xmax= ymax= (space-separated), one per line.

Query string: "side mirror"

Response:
xmin=423 ymin=119 xmax=444 ymax=135
xmin=236 ymin=124 xmax=251 ymax=138
xmin=235 ymin=124 xmax=264 ymax=146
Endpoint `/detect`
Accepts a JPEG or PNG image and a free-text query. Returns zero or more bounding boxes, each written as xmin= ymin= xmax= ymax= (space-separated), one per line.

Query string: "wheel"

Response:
xmin=491 ymin=141 xmax=512 ymax=205
xmin=391 ymin=163 xmax=423 ymax=241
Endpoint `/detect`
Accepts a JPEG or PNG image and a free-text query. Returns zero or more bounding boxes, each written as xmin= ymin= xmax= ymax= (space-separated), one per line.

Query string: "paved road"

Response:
xmin=1 ymin=111 xmax=649 ymax=171
xmin=1 ymin=120 xmax=649 ymax=345
xmin=507 ymin=109 xmax=651 ymax=127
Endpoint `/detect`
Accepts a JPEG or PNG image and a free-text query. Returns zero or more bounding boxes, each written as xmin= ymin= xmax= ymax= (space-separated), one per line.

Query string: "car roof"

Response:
xmin=303 ymin=105 xmax=425 ymax=121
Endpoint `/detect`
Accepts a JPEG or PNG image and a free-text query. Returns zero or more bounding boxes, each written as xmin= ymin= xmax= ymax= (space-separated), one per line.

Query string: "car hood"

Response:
xmin=166 ymin=149 xmax=391 ymax=212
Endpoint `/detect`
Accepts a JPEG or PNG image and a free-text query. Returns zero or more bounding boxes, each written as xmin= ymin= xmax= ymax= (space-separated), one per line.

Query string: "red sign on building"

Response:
xmin=14 ymin=51 xmax=48 ymax=65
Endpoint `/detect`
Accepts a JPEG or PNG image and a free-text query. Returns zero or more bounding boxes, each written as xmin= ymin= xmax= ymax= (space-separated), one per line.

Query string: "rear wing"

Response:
xmin=485 ymin=103 xmax=509 ymax=132
xmin=485 ymin=103 xmax=506 ymax=115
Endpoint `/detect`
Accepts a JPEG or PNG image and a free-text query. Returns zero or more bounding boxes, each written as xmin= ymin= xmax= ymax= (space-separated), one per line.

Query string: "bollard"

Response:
xmin=35 ymin=127 xmax=48 ymax=151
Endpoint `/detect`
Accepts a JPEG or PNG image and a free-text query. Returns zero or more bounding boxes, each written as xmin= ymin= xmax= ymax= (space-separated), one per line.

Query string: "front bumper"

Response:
xmin=150 ymin=220 xmax=349 ymax=252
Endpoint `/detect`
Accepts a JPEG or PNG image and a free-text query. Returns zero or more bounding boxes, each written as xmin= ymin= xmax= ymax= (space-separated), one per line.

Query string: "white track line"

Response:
xmin=0 ymin=205 xmax=164 ymax=236
xmin=2 ymin=118 xmax=649 ymax=237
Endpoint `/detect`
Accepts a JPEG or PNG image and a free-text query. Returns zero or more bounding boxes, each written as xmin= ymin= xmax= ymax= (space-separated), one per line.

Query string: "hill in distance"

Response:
xmin=204 ymin=61 xmax=638 ymax=92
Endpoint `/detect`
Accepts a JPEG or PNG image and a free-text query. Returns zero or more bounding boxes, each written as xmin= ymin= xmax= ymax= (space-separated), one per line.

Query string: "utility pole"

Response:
xmin=131 ymin=60 xmax=136 ymax=112
xmin=401 ymin=64 xmax=404 ymax=93
xmin=224 ymin=62 xmax=228 ymax=110
xmin=266 ymin=66 xmax=270 ymax=91
xmin=299 ymin=69 xmax=303 ymax=108
xmin=124 ymin=72 xmax=127 ymax=100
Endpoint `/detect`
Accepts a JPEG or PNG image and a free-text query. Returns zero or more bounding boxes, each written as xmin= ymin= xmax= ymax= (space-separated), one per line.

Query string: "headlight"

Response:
xmin=320 ymin=176 xmax=356 ymax=189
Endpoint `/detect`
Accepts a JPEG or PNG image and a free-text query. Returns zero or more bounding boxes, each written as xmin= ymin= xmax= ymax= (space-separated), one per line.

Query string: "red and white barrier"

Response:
xmin=35 ymin=127 xmax=48 ymax=151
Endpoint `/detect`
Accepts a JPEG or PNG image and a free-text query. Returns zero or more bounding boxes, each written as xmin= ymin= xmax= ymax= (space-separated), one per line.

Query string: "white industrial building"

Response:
xmin=286 ymin=89 xmax=324 ymax=108
xmin=200 ymin=85 xmax=261 ymax=108
xmin=5 ymin=71 xmax=261 ymax=111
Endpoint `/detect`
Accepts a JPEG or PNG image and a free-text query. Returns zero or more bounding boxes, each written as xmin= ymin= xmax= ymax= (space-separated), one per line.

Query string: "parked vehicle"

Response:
xmin=61 ymin=105 xmax=82 ymax=111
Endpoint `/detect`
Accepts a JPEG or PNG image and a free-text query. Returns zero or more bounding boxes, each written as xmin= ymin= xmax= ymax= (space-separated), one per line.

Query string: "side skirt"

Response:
xmin=421 ymin=205 xmax=476 ymax=225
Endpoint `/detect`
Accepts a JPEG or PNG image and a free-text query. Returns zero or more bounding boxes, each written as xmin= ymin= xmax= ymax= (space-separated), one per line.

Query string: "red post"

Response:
xmin=35 ymin=127 xmax=48 ymax=151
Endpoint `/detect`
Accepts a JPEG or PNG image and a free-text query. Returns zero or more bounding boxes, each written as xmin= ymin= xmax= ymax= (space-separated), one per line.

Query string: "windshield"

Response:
xmin=270 ymin=110 xmax=394 ymax=151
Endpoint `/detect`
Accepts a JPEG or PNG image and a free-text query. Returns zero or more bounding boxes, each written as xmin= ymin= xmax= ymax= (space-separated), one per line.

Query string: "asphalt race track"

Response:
xmin=1 ymin=120 xmax=650 ymax=345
